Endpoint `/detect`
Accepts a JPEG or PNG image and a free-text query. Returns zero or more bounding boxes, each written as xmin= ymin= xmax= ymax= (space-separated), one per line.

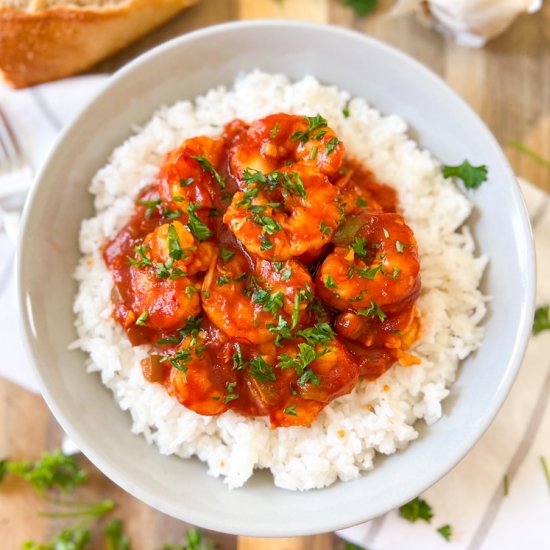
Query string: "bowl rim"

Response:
xmin=17 ymin=19 xmax=536 ymax=536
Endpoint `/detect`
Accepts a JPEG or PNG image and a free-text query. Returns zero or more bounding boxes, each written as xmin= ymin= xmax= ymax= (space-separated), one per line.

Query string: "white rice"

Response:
xmin=73 ymin=71 xmax=487 ymax=490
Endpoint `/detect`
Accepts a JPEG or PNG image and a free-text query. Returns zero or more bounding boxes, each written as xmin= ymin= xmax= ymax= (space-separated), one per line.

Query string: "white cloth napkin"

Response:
xmin=1 ymin=77 xmax=550 ymax=548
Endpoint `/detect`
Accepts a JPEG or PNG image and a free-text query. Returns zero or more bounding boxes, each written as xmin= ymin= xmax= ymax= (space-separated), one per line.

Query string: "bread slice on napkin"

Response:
xmin=0 ymin=0 xmax=198 ymax=88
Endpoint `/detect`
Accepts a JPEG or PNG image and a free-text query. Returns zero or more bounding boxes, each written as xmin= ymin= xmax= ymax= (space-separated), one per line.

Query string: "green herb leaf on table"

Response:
xmin=343 ymin=543 xmax=368 ymax=550
xmin=533 ymin=305 xmax=550 ymax=335
xmin=22 ymin=526 xmax=91 ymax=550
xmin=442 ymin=160 xmax=488 ymax=189
xmin=398 ymin=496 xmax=434 ymax=523
xmin=342 ymin=0 xmax=378 ymax=16
xmin=160 ymin=527 xmax=216 ymax=550
xmin=105 ymin=519 xmax=132 ymax=550
xmin=437 ymin=524 xmax=453 ymax=542
xmin=0 ymin=449 xmax=87 ymax=495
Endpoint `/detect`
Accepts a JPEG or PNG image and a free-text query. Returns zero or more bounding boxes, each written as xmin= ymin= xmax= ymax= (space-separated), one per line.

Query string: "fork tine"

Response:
xmin=0 ymin=106 xmax=25 ymax=172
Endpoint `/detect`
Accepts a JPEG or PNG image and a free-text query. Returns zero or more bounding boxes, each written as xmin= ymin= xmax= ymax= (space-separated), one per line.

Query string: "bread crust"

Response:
xmin=0 ymin=0 xmax=198 ymax=88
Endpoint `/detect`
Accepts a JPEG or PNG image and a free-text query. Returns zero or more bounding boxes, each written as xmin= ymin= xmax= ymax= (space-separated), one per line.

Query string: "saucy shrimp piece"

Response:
xmin=167 ymin=334 xmax=232 ymax=416
xmin=224 ymin=164 xmax=342 ymax=260
xmin=229 ymin=113 xmax=345 ymax=180
xmin=316 ymin=212 xmax=421 ymax=314
xmin=157 ymin=136 xmax=226 ymax=209
xmin=201 ymin=251 xmax=314 ymax=344
xmin=126 ymin=221 xmax=215 ymax=331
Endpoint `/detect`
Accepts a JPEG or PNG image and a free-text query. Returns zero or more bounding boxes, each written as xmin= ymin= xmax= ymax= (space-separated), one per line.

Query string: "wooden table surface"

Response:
xmin=2 ymin=1 xmax=549 ymax=548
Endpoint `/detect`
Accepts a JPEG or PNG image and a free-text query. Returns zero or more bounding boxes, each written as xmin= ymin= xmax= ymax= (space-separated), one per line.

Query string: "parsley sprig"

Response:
xmin=443 ymin=159 xmax=488 ymax=189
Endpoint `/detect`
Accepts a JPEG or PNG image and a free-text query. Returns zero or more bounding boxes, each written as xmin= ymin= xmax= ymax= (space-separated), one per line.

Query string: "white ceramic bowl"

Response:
xmin=18 ymin=21 xmax=535 ymax=536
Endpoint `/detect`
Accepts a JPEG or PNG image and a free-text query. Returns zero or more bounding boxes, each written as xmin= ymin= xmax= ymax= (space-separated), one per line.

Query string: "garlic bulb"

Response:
xmin=391 ymin=0 xmax=542 ymax=47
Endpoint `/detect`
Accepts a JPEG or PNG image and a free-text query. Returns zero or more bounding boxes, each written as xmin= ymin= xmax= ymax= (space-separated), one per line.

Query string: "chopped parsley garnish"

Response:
xmin=220 ymin=248 xmax=235 ymax=263
xmin=185 ymin=285 xmax=199 ymax=299
xmin=437 ymin=524 xmax=453 ymax=542
xmin=156 ymin=258 xmax=187 ymax=280
xmin=217 ymin=275 xmax=231 ymax=287
xmin=343 ymin=544 xmax=367 ymax=550
xmin=398 ymin=497 xmax=433 ymax=523
xmin=326 ymin=137 xmax=339 ymax=155
xmin=249 ymin=356 xmax=277 ymax=383
xmin=167 ymin=224 xmax=184 ymax=260
xmin=283 ymin=404 xmax=298 ymax=416
xmin=533 ymin=305 xmax=550 ymax=335
xmin=137 ymin=198 xmax=161 ymax=219
xmin=503 ymin=473 xmax=510 ymax=496
xmin=309 ymin=146 xmax=318 ymax=160
xmin=161 ymin=349 xmax=192 ymax=373
xmin=351 ymin=236 xmax=368 ymax=257
xmin=358 ymin=300 xmax=386 ymax=322
xmin=272 ymin=261 xmax=284 ymax=272
xmin=260 ymin=236 xmax=273 ymax=251
xmin=253 ymin=288 xmax=284 ymax=315
xmin=224 ymin=381 xmax=239 ymax=404
xmin=268 ymin=315 xmax=293 ymax=346
xmin=443 ymin=159 xmax=488 ymax=189
xmin=297 ymin=322 xmax=334 ymax=346
xmin=23 ymin=526 xmax=92 ymax=550
xmin=163 ymin=209 xmax=181 ymax=220
xmin=290 ymin=114 xmax=328 ymax=144
xmin=186 ymin=202 xmax=213 ymax=241
xmin=342 ymin=0 xmax=378 ymax=16
xmin=324 ymin=274 xmax=338 ymax=289
xmin=281 ymin=267 xmax=292 ymax=282
xmin=342 ymin=105 xmax=350 ymax=118
xmin=383 ymin=227 xmax=390 ymax=238
xmin=396 ymin=240 xmax=405 ymax=254
xmin=232 ymin=343 xmax=245 ymax=370
xmin=356 ymin=264 xmax=382 ymax=280
xmin=270 ymin=122 xmax=280 ymax=139
xmin=253 ymin=214 xmax=282 ymax=235
xmin=179 ymin=177 xmax=194 ymax=187
xmin=277 ymin=343 xmax=324 ymax=386
xmin=190 ymin=154 xmax=226 ymax=189
xmin=320 ymin=220 xmax=331 ymax=236
xmin=128 ymin=244 xmax=152 ymax=268
xmin=136 ymin=311 xmax=149 ymax=326
xmin=356 ymin=197 xmax=367 ymax=207
xmin=156 ymin=334 xmax=181 ymax=346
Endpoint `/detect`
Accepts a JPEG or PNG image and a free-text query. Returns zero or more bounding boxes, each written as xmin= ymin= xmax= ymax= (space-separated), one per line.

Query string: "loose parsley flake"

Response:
xmin=309 ymin=146 xmax=318 ymax=160
xmin=356 ymin=198 xmax=367 ymax=207
xmin=283 ymin=404 xmax=298 ymax=416
xmin=443 ymin=159 xmax=488 ymax=189
xmin=179 ymin=177 xmax=194 ymax=187
xmin=533 ymin=305 xmax=550 ymax=335
xmin=128 ymin=244 xmax=152 ymax=268
xmin=249 ymin=356 xmax=277 ymax=382
xmin=232 ymin=343 xmax=245 ymax=370
xmin=351 ymin=236 xmax=368 ymax=257
xmin=342 ymin=0 xmax=377 ymax=16
xmin=137 ymin=198 xmax=161 ymax=219
xmin=253 ymin=289 xmax=285 ymax=315
xmin=220 ymin=248 xmax=235 ymax=263
xmin=290 ymin=114 xmax=328 ymax=144
xmin=326 ymin=137 xmax=339 ymax=155
xmin=167 ymin=224 xmax=185 ymax=260
xmin=260 ymin=236 xmax=273 ymax=251
xmin=281 ymin=267 xmax=292 ymax=282
xmin=357 ymin=300 xmax=386 ymax=322
xmin=185 ymin=285 xmax=199 ymax=299
xmin=395 ymin=240 xmax=405 ymax=253
xmin=224 ymin=381 xmax=239 ymax=404
xmin=136 ymin=311 xmax=149 ymax=326
xmin=398 ymin=497 xmax=433 ymax=523
xmin=190 ymin=155 xmax=226 ymax=189
xmin=104 ymin=519 xmax=131 ymax=550
xmin=320 ymin=220 xmax=331 ymax=236
xmin=270 ymin=122 xmax=280 ymax=139
xmin=268 ymin=315 xmax=293 ymax=346
xmin=342 ymin=105 xmax=351 ymax=118
xmin=437 ymin=524 xmax=453 ymax=542
xmin=186 ymin=203 xmax=213 ymax=241
xmin=324 ymin=274 xmax=338 ymax=289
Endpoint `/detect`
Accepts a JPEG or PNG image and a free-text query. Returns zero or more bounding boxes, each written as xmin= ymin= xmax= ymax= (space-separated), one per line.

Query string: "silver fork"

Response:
xmin=0 ymin=106 xmax=33 ymax=200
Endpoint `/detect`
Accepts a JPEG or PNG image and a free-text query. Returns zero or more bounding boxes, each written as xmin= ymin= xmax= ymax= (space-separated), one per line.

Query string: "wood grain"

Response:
xmin=2 ymin=0 xmax=550 ymax=548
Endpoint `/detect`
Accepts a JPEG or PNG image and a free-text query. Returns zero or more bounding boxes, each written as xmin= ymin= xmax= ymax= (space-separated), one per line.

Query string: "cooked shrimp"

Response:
xmin=229 ymin=113 xmax=345 ymax=180
xmin=316 ymin=212 xmax=421 ymax=315
xmin=126 ymin=221 xmax=215 ymax=331
xmin=167 ymin=334 xmax=231 ymax=416
xmin=157 ymin=135 xmax=226 ymax=209
xmin=201 ymin=251 xmax=314 ymax=344
xmin=223 ymin=164 xmax=343 ymax=260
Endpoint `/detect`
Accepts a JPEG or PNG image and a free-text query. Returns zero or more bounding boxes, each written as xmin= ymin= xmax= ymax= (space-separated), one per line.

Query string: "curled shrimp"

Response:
xmin=127 ymin=221 xmax=216 ymax=331
xmin=316 ymin=212 xmax=421 ymax=315
xmin=167 ymin=333 xmax=232 ymax=416
xmin=201 ymin=251 xmax=314 ymax=344
xmin=229 ymin=113 xmax=345 ymax=180
xmin=223 ymin=164 xmax=343 ymax=260
xmin=157 ymin=136 xmax=226 ymax=209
